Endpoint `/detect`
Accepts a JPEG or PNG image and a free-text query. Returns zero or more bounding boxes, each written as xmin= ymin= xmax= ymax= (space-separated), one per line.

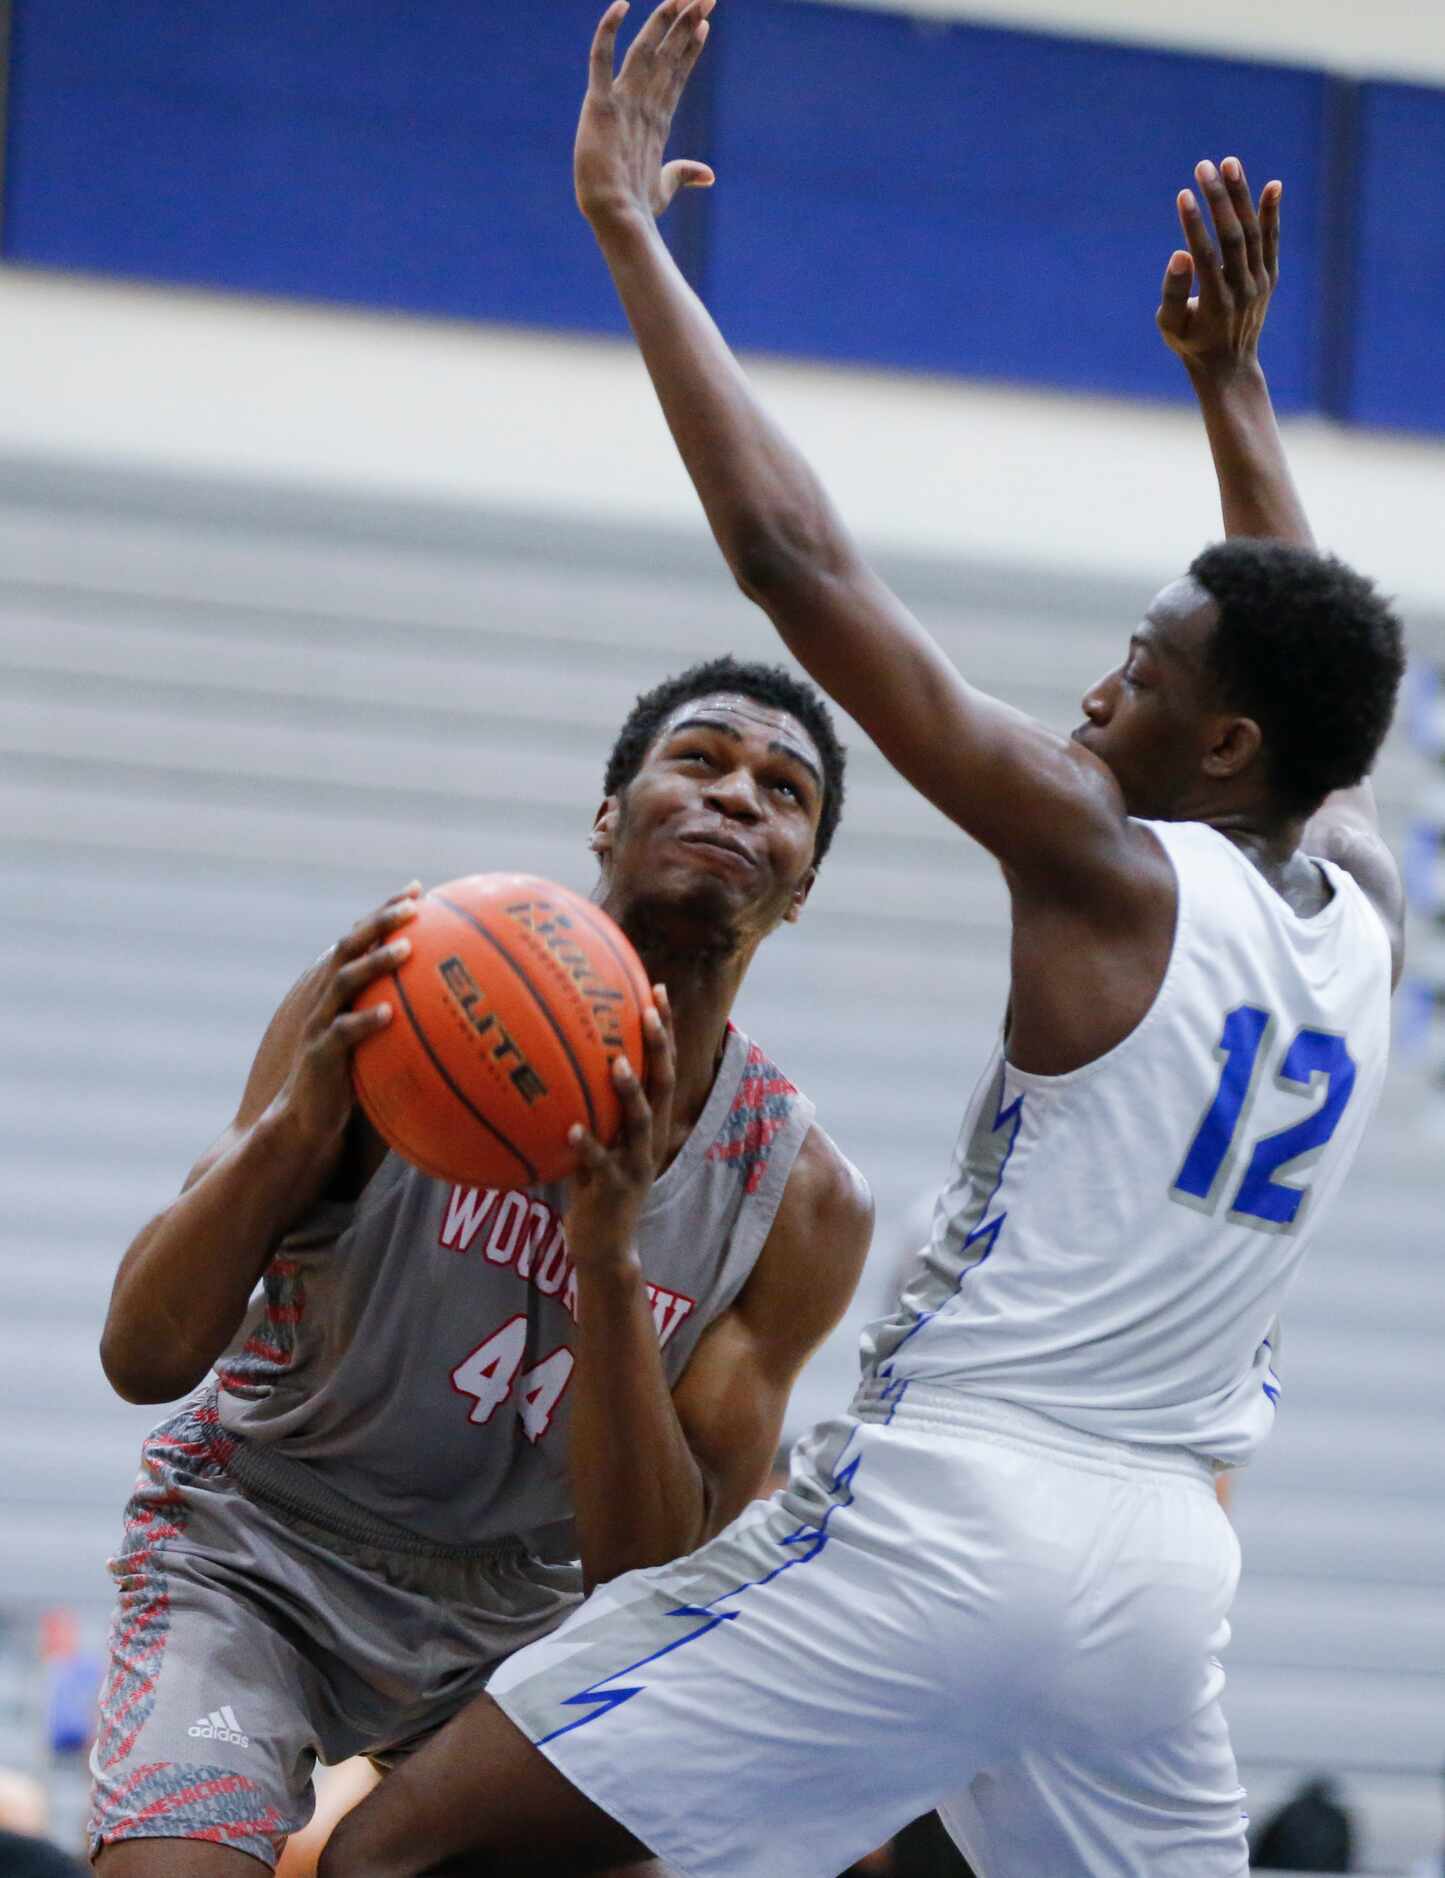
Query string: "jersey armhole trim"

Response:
xmin=1002 ymin=820 xmax=1187 ymax=1094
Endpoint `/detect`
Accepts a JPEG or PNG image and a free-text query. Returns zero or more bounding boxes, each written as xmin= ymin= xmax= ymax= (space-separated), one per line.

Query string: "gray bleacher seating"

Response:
xmin=0 ymin=456 xmax=1439 ymax=1870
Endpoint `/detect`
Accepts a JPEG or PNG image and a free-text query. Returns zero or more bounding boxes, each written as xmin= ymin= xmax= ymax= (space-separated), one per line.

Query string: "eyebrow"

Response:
xmin=1131 ymin=626 xmax=1178 ymax=663
xmin=667 ymin=714 xmax=823 ymax=789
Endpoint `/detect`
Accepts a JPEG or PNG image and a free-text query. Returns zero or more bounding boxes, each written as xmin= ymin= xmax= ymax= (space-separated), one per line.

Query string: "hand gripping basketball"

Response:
xmin=564 ymin=985 xmax=677 ymax=1272
xmin=274 ymin=885 xmax=421 ymax=1163
xmin=349 ymin=874 xmax=654 ymax=1190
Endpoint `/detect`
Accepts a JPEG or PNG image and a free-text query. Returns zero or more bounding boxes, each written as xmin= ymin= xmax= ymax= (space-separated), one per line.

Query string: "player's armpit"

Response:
xmin=669 ymin=1126 xmax=873 ymax=1535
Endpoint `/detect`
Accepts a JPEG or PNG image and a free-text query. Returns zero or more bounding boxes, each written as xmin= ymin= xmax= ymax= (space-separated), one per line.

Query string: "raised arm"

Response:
xmin=100 ymin=893 xmax=416 ymax=1402
xmin=1157 ymin=157 xmax=1311 ymax=547
xmin=1159 ymin=159 xmax=1404 ymax=977
xmin=575 ymin=0 xmax=1136 ymax=898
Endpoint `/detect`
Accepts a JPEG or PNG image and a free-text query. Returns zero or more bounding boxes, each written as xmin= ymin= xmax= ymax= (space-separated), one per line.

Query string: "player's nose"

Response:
xmin=1080 ymin=673 xmax=1114 ymax=723
xmin=705 ymin=767 xmax=763 ymax=819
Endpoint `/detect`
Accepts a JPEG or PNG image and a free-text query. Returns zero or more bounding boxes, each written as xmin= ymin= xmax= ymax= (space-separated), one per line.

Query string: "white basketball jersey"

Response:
xmin=859 ymin=819 xmax=1393 ymax=1464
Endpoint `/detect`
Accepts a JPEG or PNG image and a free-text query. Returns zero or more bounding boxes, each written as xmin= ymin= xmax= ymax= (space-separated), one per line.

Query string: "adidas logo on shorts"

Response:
xmin=188 ymin=1705 xmax=250 ymax=1748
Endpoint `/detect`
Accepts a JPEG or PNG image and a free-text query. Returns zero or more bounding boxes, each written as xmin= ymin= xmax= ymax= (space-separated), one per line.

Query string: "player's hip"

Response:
xmin=108 ymin=1385 xmax=584 ymax=1694
xmin=497 ymin=1403 xmax=1237 ymax=1761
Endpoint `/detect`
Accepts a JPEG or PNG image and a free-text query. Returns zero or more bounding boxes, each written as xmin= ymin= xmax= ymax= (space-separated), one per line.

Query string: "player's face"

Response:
xmin=1072 ymin=578 xmax=1225 ymax=818
xmin=596 ymin=692 xmax=824 ymax=937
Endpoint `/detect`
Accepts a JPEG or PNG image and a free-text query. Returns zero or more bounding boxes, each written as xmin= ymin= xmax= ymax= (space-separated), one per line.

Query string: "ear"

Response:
xmin=783 ymin=864 xmax=818 ymax=925
xmin=590 ymin=797 xmax=620 ymax=862
xmin=1202 ymin=714 xmax=1263 ymax=784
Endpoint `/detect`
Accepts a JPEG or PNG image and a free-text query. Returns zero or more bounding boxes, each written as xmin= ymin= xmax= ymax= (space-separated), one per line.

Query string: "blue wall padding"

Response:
xmin=1349 ymin=82 xmax=1445 ymax=433
xmin=704 ymin=1 xmax=1327 ymax=409
xmin=0 ymin=0 xmax=1344 ymax=417
xmin=2 ymin=0 xmax=630 ymax=332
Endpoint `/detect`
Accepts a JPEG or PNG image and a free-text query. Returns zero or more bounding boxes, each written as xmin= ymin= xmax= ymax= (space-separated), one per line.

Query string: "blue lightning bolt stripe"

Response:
xmin=879 ymin=1089 xmax=1026 ymax=1380
xmin=1260 ymin=1334 xmax=1282 ymax=1407
xmin=536 ymin=1436 xmax=862 ymax=1746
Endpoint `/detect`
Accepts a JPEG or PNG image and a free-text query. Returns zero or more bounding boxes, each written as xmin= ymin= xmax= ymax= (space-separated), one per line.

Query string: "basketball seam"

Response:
xmin=384 ymin=970 xmax=539 ymax=1186
xmin=434 ymin=893 xmax=600 ymax=1136
xmin=567 ymin=899 xmax=653 ymax=1015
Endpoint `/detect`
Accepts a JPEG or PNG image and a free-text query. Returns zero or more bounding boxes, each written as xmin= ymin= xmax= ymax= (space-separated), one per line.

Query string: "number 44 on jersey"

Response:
xmin=451 ymin=1316 xmax=574 ymax=1442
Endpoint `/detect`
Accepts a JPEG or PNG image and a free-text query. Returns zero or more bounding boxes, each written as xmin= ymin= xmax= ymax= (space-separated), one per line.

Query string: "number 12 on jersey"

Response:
xmin=1172 ymin=1004 xmax=1356 ymax=1232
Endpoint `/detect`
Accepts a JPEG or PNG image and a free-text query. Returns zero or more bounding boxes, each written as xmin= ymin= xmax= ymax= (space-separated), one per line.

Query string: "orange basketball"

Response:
xmin=350 ymin=873 xmax=652 ymax=1190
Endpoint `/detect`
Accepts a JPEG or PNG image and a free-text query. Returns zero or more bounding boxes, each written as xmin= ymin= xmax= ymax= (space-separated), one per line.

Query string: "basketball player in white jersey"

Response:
xmin=310 ymin=6 xmax=1406 ymax=1876
xmin=89 ymin=653 xmax=873 ymax=1873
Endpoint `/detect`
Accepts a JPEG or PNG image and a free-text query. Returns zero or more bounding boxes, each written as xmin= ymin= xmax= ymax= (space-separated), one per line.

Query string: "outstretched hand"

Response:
xmin=1157 ymin=157 xmax=1281 ymax=376
xmin=564 ymin=987 xmax=677 ymax=1272
xmin=576 ymin=0 xmax=716 ymax=229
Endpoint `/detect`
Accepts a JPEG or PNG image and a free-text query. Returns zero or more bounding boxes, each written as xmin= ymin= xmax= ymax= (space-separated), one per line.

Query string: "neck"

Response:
xmin=1198 ymin=806 xmax=1307 ymax=875
xmin=610 ymin=903 xmax=762 ymax=1140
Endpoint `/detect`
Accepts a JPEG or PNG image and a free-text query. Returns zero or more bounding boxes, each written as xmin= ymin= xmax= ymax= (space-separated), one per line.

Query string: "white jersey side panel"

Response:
xmin=859 ymin=819 xmax=1393 ymax=1464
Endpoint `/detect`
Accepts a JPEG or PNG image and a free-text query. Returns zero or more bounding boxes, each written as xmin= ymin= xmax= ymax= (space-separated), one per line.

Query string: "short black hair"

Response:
xmin=1190 ymin=539 xmax=1405 ymax=816
xmin=604 ymin=655 xmax=846 ymax=865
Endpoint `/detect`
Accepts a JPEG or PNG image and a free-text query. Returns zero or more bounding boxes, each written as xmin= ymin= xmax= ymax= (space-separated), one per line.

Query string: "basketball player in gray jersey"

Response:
xmin=308 ymin=7 xmax=1406 ymax=1876
xmin=89 ymin=654 xmax=873 ymax=1873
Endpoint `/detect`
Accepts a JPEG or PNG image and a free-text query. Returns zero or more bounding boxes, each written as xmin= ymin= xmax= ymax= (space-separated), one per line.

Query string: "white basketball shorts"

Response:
xmin=490 ymin=1388 xmax=1249 ymax=1878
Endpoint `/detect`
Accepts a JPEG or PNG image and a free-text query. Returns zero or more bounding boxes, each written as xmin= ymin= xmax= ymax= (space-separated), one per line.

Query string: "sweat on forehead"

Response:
xmin=657 ymin=692 xmax=820 ymax=756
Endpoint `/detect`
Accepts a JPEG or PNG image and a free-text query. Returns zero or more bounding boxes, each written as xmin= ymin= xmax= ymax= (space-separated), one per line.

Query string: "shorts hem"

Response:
xmin=90 ymin=1826 xmax=281 ymax=1871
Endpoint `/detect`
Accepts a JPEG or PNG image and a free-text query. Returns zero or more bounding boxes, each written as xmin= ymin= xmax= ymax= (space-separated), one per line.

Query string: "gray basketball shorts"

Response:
xmin=89 ymin=1387 xmax=581 ymax=1868
xmin=492 ymin=1391 xmax=1249 ymax=1878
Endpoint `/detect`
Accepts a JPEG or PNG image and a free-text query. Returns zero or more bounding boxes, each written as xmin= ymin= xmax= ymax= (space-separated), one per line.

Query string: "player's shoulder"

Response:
xmin=765 ymin=1124 xmax=873 ymax=1293
xmin=730 ymin=1123 xmax=873 ymax=1362
xmin=785 ymin=1122 xmax=872 ymax=1230
xmin=1307 ymin=815 xmax=1406 ymax=988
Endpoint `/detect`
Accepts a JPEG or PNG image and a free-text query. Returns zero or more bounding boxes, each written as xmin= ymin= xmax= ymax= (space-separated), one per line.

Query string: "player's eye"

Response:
xmin=770 ymin=776 xmax=802 ymax=801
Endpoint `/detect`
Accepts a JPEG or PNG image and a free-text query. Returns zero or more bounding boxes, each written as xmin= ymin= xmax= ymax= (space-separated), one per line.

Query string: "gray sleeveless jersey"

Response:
xmin=214 ymin=1024 xmax=814 ymax=1554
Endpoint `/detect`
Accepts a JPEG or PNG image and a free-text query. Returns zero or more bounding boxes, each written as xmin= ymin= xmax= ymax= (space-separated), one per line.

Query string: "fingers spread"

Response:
xmin=333 ymin=936 xmax=410 ymax=1010
xmin=339 ymin=895 xmax=419 ymax=962
xmin=1195 ymin=160 xmax=1247 ymax=291
xmin=589 ymin=0 xmax=630 ymax=92
xmin=659 ymin=0 xmax=714 ymax=57
xmin=1260 ymin=180 xmax=1282 ymax=284
xmin=626 ymin=0 xmax=684 ymax=70
xmin=1220 ymin=155 xmax=1264 ymax=282
xmin=1177 ymin=188 xmax=1223 ymax=295
xmin=568 ymin=1124 xmax=610 ymax=1175
xmin=613 ymin=1053 xmax=653 ymax=1142
xmin=653 ymin=0 xmax=714 ymax=116
xmin=1157 ymin=250 xmax=1193 ymax=334
xmin=334 ymin=1005 xmax=392 ymax=1045
xmin=660 ymin=159 xmax=716 ymax=195
xmin=642 ymin=1000 xmax=677 ymax=1105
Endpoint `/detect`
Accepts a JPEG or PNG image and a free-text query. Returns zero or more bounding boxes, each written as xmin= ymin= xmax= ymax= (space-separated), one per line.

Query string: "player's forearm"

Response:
xmin=568 ymin=1253 xmax=709 ymax=1592
xmin=1188 ymin=359 xmax=1314 ymax=548
xmin=101 ymin=1108 xmax=322 ymax=1403
xmin=591 ymin=210 xmax=851 ymax=595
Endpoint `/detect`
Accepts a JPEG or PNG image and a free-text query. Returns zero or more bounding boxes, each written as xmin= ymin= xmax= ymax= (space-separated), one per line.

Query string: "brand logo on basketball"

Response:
xmin=350 ymin=873 xmax=651 ymax=1191
xmin=438 ymin=955 xmax=549 ymax=1105
xmin=507 ymin=902 xmax=627 ymax=1052
xmin=189 ymin=1705 xmax=250 ymax=1747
